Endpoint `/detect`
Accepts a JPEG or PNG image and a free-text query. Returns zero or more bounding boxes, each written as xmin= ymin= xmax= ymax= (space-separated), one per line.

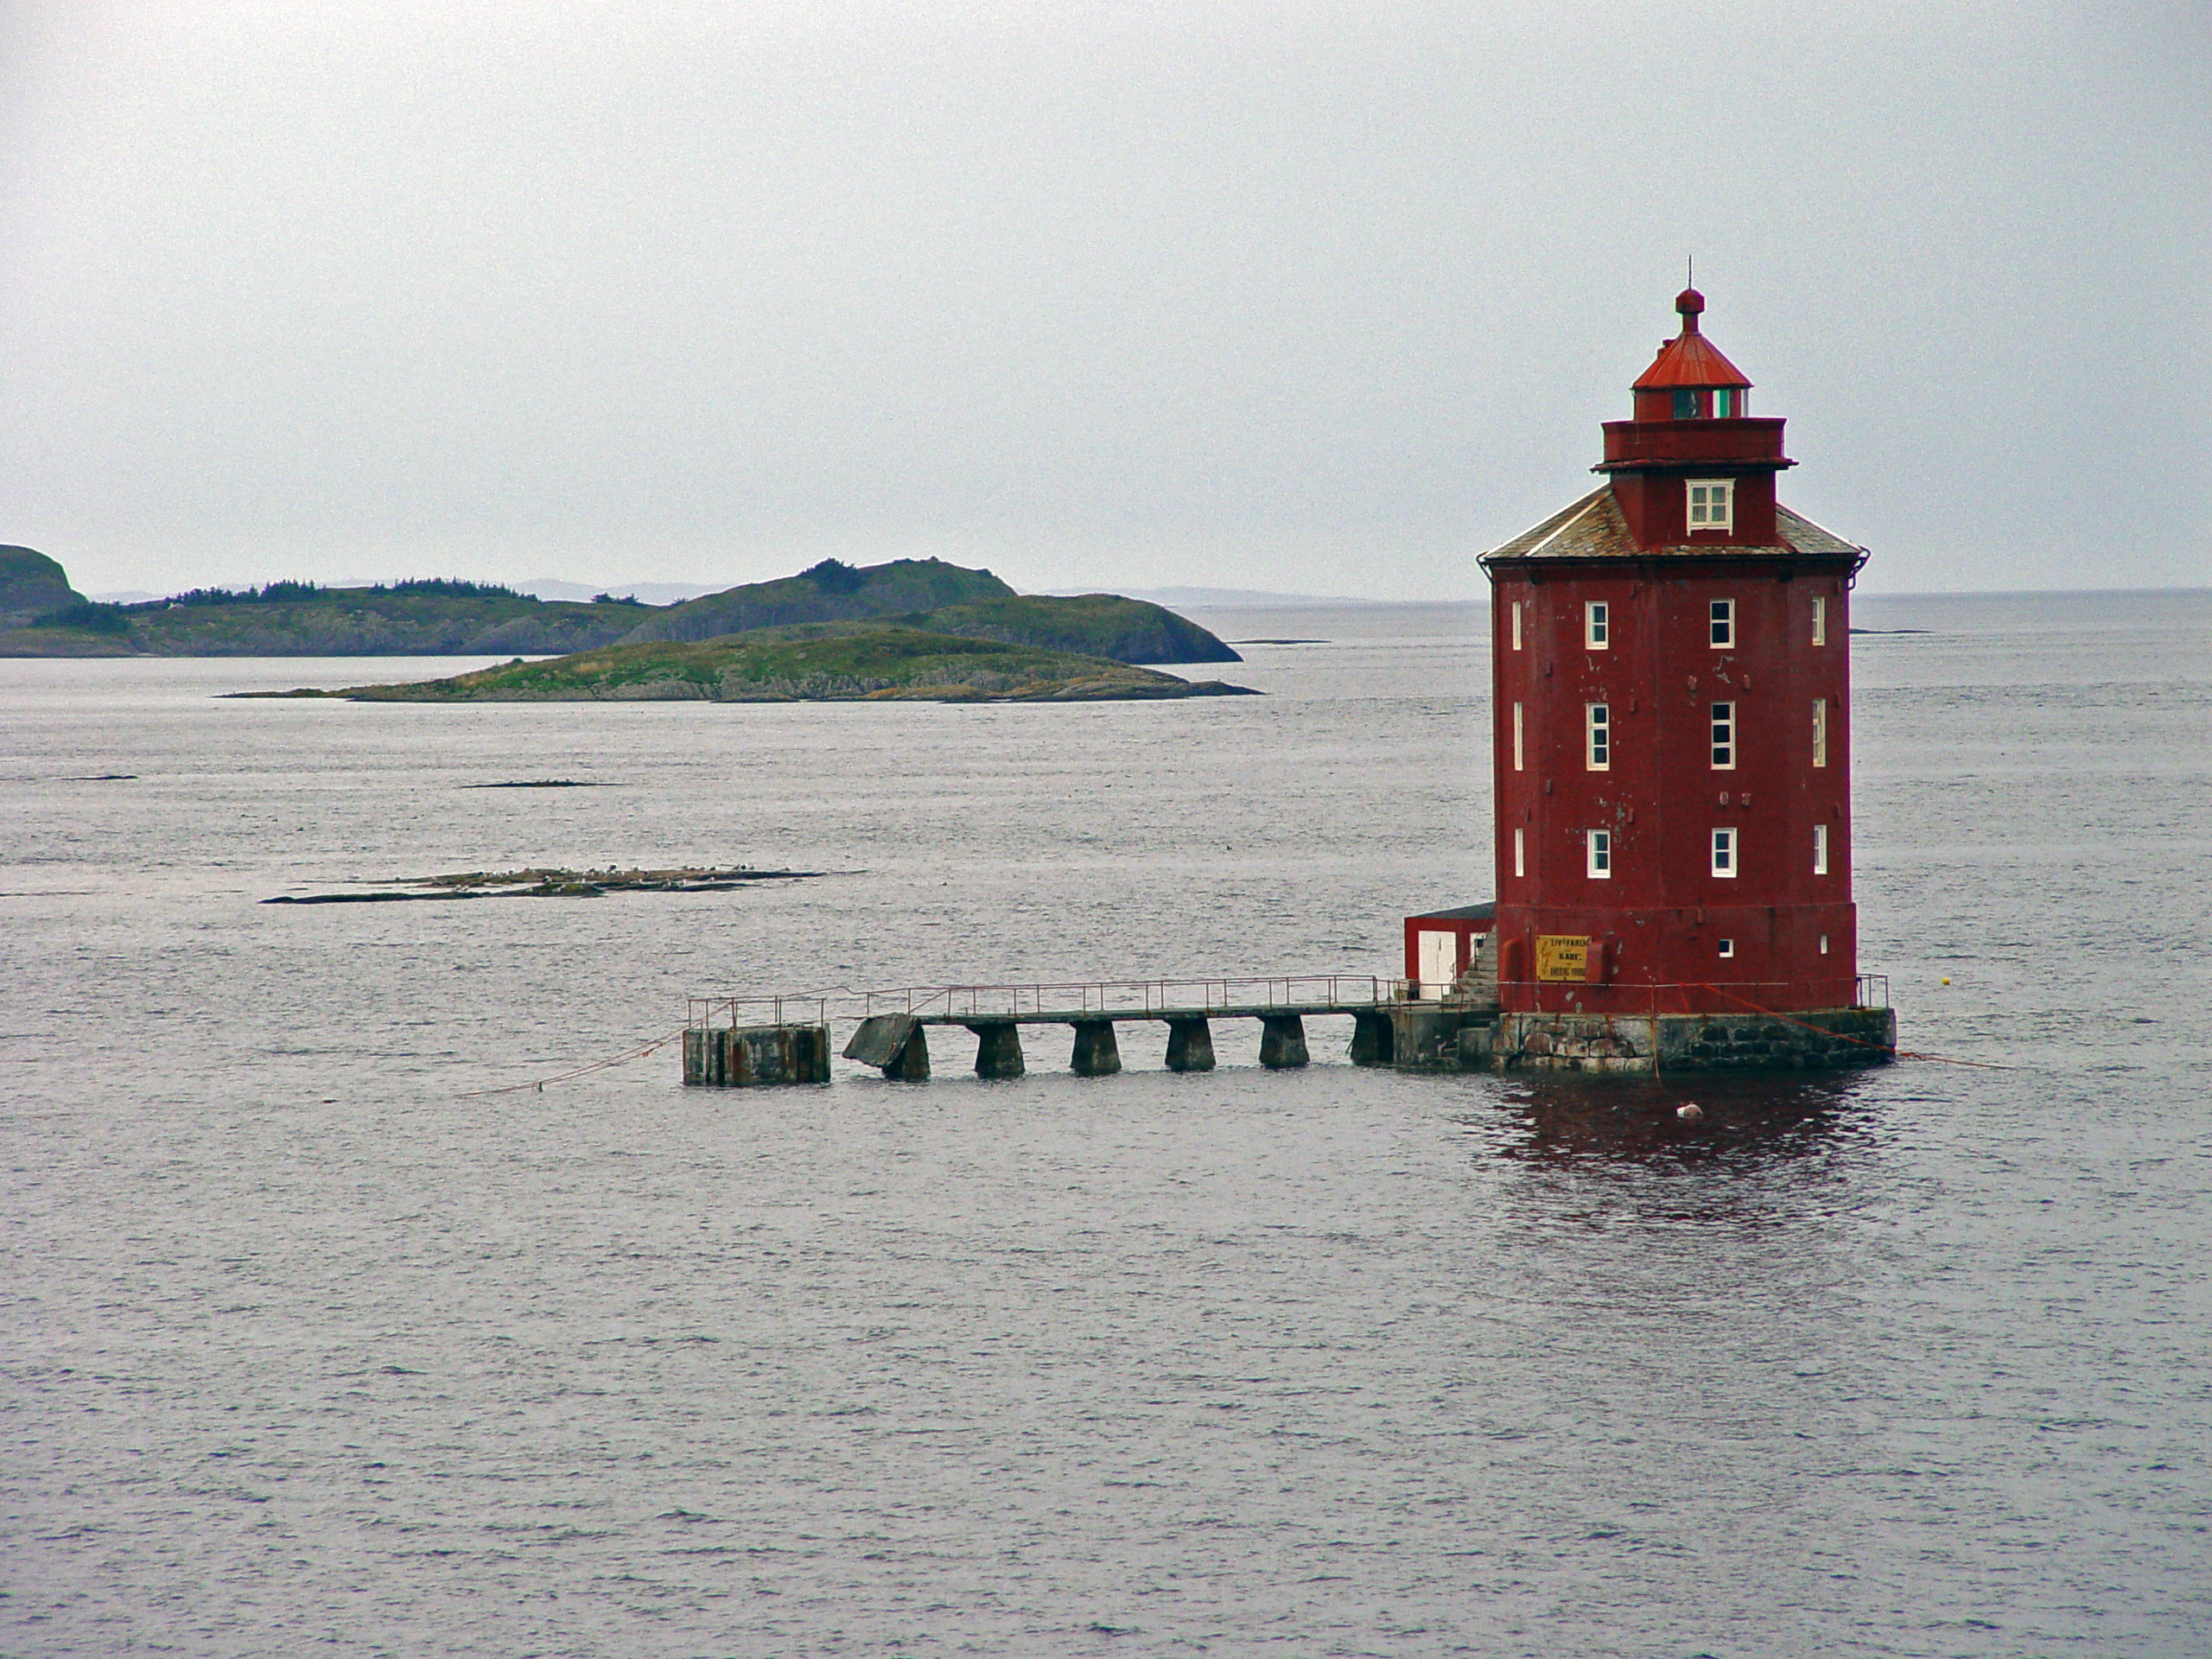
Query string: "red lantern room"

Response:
xmin=1477 ymin=289 xmax=1869 ymax=1022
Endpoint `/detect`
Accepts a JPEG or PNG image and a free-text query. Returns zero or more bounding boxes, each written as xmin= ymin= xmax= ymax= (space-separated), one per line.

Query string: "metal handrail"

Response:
xmin=859 ymin=974 xmax=1389 ymax=1020
xmin=688 ymin=971 xmax=1888 ymax=1029
xmin=687 ymin=995 xmax=828 ymax=1030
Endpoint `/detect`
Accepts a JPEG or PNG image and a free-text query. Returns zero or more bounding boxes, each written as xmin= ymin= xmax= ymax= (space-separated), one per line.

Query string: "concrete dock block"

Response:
xmin=1349 ymin=1008 xmax=1395 ymax=1066
xmin=882 ymin=1024 xmax=930 ymax=1081
xmin=1070 ymin=1020 xmax=1122 ymax=1077
xmin=1164 ymin=1016 xmax=1216 ymax=1072
xmin=968 ymin=1020 xmax=1025 ymax=1079
xmin=844 ymin=1014 xmax=919 ymax=1067
xmin=682 ymin=1024 xmax=831 ymax=1086
xmin=1258 ymin=1013 xmax=1309 ymax=1069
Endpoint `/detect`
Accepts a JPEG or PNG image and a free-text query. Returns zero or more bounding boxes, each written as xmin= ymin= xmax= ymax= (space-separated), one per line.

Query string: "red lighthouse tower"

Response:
xmin=1449 ymin=288 xmax=1893 ymax=1070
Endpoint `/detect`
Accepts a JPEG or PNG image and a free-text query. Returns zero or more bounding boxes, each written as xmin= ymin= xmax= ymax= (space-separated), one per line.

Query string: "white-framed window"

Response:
xmin=1587 ymin=830 xmax=1611 ymax=879
xmin=1819 ymin=933 xmax=1830 ymax=955
xmin=1688 ymin=480 xmax=1733 ymax=531
xmin=1586 ymin=601 xmax=1609 ymax=650
xmin=1709 ymin=598 xmax=1735 ymax=646
xmin=1814 ymin=823 xmax=1830 ymax=875
xmin=1711 ymin=827 xmax=1738 ymax=877
xmin=1512 ymin=702 xmax=1524 ymax=771
xmin=1713 ymin=387 xmax=1736 ymax=418
xmin=1513 ymin=828 xmax=1525 ymax=878
xmin=1586 ymin=703 xmax=1610 ymax=770
xmin=1718 ymin=938 xmax=1736 ymax=958
xmin=1710 ymin=702 xmax=1736 ymax=768
xmin=1811 ymin=595 xmax=1827 ymax=645
xmin=1812 ymin=698 xmax=1828 ymax=767
xmin=1510 ymin=601 xmax=1522 ymax=651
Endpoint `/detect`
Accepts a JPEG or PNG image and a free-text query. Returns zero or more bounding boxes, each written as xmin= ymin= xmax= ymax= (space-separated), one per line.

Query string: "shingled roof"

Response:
xmin=1482 ymin=486 xmax=1863 ymax=562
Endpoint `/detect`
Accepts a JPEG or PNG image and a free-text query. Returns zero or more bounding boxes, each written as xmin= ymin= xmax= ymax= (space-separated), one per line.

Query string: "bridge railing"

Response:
xmin=858 ymin=975 xmax=1391 ymax=1020
xmin=687 ymin=995 xmax=828 ymax=1030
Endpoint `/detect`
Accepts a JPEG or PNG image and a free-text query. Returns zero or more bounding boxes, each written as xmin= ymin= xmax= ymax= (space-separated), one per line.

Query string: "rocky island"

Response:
xmin=255 ymin=622 xmax=1257 ymax=702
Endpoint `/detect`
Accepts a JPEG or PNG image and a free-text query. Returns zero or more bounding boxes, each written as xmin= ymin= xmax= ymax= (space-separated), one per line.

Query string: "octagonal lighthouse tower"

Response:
xmin=1462 ymin=288 xmax=1895 ymax=1071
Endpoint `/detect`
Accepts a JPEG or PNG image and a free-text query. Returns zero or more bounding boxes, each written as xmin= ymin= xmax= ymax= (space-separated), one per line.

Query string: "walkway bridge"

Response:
xmin=685 ymin=976 xmax=1416 ymax=1082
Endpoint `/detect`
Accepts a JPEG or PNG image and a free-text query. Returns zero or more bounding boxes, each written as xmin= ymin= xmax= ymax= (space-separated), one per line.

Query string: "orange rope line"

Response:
xmin=457 ymin=1025 xmax=691 ymax=1098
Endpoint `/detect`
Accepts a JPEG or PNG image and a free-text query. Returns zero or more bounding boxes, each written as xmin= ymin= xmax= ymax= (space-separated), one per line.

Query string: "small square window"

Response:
xmin=1688 ymin=480 xmax=1733 ymax=531
xmin=1711 ymin=827 xmax=1737 ymax=877
xmin=1710 ymin=701 xmax=1736 ymax=769
xmin=1586 ymin=601 xmax=1609 ymax=649
xmin=1586 ymin=703 xmax=1610 ymax=770
xmin=1709 ymin=599 xmax=1735 ymax=646
xmin=1588 ymin=829 xmax=1611 ymax=879
xmin=1718 ymin=938 xmax=1735 ymax=958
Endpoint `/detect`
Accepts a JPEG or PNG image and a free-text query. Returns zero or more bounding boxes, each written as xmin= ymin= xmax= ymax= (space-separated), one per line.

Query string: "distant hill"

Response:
xmin=623 ymin=562 xmax=1237 ymax=663
xmin=516 ymin=578 xmax=724 ymax=606
xmin=0 ymin=547 xmax=87 ymax=627
xmin=617 ymin=558 xmax=1015 ymax=643
xmin=0 ymin=554 xmax=1240 ymax=664
xmin=0 ymin=579 xmax=652 ymax=658
xmin=257 ymin=622 xmax=1259 ymax=704
xmin=916 ymin=594 xmax=1239 ymax=664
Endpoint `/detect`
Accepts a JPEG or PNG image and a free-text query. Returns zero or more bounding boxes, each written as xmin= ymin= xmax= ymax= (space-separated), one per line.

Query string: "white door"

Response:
xmin=1418 ymin=931 xmax=1459 ymax=1001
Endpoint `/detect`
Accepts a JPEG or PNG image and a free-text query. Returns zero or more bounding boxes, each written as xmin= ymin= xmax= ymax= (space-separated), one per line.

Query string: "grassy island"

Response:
xmin=260 ymin=622 xmax=1259 ymax=702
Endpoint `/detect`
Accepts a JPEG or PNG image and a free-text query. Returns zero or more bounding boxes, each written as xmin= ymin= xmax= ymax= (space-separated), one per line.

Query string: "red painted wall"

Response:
xmin=1402 ymin=912 xmax=1493 ymax=986
xmin=1489 ymin=549 xmax=1859 ymax=1015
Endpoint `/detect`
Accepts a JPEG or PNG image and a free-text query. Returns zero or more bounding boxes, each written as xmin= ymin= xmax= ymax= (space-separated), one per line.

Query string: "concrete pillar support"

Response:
xmin=1070 ymin=1020 xmax=1122 ymax=1077
xmin=883 ymin=1025 xmax=930 ymax=1081
xmin=1259 ymin=1014 xmax=1309 ymax=1069
xmin=1164 ymin=1016 xmax=1216 ymax=1072
xmin=1349 ymin=1009 xmax=1395 ymax=1067
xmin=968 ymin=1021 xmax=1025 ymax=1079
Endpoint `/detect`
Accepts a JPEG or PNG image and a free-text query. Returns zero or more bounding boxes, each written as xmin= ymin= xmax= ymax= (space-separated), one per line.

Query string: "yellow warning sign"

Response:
xmin=1535 ymin=935 xmax=1589 ymax=982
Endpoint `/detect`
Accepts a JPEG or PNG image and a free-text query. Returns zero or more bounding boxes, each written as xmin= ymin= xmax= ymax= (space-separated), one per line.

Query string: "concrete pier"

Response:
xmin=1349 ymin=1009 xmax=1395 ymax=1067
xmin=1070 ymin=1020 xmax=1122 ymax=1077
xmin=1258 ymin=1013 xmax=1309 ymax=1069
xmin=969 ymin=1020 xmax=1025 ymax=1078
xmin=844 ymin=1013 xmax=931 ymax=1079
xmin=1164 ymin=1016 xmax=1216 ymax=1072
xmin=683 ymin=1023 xmax=832 ymax=1086
xmin=883 ymin=1025 xmax=930 ymax=1079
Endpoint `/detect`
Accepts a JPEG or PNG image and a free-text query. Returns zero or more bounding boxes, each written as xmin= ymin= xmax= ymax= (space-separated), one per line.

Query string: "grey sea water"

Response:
xmin=4 ymin=590 xmax=2210 ymax=1657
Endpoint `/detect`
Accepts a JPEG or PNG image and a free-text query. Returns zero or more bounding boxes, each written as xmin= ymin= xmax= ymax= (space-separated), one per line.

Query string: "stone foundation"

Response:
xmin=1383 ymin=1003 xmax=1895 ymax=1074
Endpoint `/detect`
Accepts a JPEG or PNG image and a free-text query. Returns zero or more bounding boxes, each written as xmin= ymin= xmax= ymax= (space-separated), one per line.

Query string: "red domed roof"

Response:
xmin=1631 ymin=289 xmax=1751 ymax=391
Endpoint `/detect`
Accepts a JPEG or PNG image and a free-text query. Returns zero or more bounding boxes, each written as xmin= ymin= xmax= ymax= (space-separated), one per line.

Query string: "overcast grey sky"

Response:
xmin=3 ymin=1 xmax=2204 ymax=599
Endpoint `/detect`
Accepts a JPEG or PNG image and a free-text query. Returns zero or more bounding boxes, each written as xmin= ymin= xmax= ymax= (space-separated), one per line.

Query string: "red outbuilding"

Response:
xmin=1478 ymin=286 xmax=1866 ymax=1023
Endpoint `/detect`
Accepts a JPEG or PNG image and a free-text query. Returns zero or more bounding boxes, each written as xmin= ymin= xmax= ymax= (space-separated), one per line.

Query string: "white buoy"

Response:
xmin=1676 ymin=1103 xmax=1704 ymax=1123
